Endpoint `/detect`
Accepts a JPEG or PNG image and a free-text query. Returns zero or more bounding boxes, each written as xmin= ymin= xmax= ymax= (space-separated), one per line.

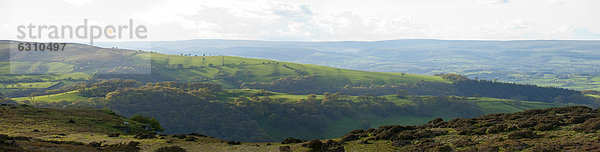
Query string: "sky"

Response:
xmin=1 ymin=0 xmax=599 ymax=42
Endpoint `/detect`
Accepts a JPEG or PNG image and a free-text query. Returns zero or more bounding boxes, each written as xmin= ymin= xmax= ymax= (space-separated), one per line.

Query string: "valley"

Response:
xmin=0 ymin=41 xmax=599 ymax=151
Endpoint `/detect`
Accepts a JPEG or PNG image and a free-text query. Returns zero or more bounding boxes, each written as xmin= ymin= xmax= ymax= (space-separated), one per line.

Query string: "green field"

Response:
xmin=12 ymin=90 xmax=88 ymax=103
xmin=149 ymin=53 xmax=447 ymax=88
xmin=471 ymin=97 xmax=558 ymax=114
xmin=459 ymin=71 xmax=600 ymax=91
xmin=1 ymin=82 xmax=59 ymax=89
xmin=0 ymin=42 xmax=446 ymax=97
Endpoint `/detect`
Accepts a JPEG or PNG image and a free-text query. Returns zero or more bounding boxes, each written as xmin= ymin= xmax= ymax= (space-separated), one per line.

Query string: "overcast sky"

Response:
xmin=1 ymin=0 xmax=599 ymax=42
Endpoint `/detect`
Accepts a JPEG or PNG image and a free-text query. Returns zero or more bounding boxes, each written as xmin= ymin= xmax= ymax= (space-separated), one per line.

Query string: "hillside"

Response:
xmin=0 ymin=40 xmax=446 ymax=97
xmin=2 ymin=41 xmax=599 ymax=142
xmin=0 ymin=104 xmax=282 ymax=151
xmin=2 ymin=41 xmax=590 ymax=102
xmin=136 ymin=53 xmax=447 ymax=89
xmin=99 ymin=39 xmax=600 ymax=90
xmin=3 ymin=104 xmax=600 ymax=151
xmin=311 ymin=105 xmax=600 ymax=152
xmin=4 ymin=79 xmax=571 ymax=142
xmin=0 ymin=104 xmax=151 ymax=137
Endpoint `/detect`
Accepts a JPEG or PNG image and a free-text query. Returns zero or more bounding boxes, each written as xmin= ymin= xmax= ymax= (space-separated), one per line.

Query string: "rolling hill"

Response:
xmin=0 ymin=40 xmax=446 ymax=97
xmin=98 ymin=39 xmax=600 ymax=90
xmin=1 ymin=40 xmax=598 ymax=142
xmin=0 ymin=104 xmax=282 ymax=151
xmin=2 ymin=79 xmax=565 ymax=142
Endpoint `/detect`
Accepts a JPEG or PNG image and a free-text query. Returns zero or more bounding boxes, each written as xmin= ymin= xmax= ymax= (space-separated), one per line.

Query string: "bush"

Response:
xmin=188 ymin=133 xmax=208 ymax=137
xmin=307 ymin=139 xmax=323 ymax=151
xmin=366 ymin=128 xmax=375 ymax=133
xmin=529 ymin=144 xmax=559 ymax=152
xmin=134 ymin=133 xmax=156 ymax=139
xmin=130 ymin=115 xmax=164 ymax=132
xmin=573 ymin=118 xmax=600 ymax=133
xmin=486 ymin=124 xmax=507 ymax=134
xmin=428 ymin=118 xmax=444 ymax=124
xmin=88 ymin=141 xmax=102 ymax=147
xmin=348 ymin=129 xmax=365 ymax=134
xmin=566 ymin=115 xmax=589 ymax=124
xmin=434 ymin=145 xmax=454 ymax=152
xmin=340 ymin=134 xmax=361 ymax=143
xmin=185 ymin=137 xmax=197 ymax=141
xmin=155 ymin=145 xmax=187 ymax=152
xmin=507 ymin=130 xmax=536 ymax=139
xmin=279 ymin=146 xmax=291 ymax=152
xmin=533 ymin=123 xmax=555 ymax=131
xmin=500 ymin=139 xmax=530 ymax=151
xmin=108 ymin=132 xmax=120 ymax=137
xmin=396 ymin=129 xmax=447 ymax=140
xmin=281 ymin=137 xmax=306 ymax=144
xmin=323 ymin=140 xmax=338 ymax=148
xmin=391 ymin=140 xmax=411 ymax=147
xmin=451 ymin=137 xmax=475 ymax=147
xmin=373 ymin=125 xmax=413 ymax=140
xmin=375 ymin=130 xmax=395 ymax=140
xmin=227 ymin=141 xmax=241 ymax=145
xmin=516 ymin=119 xmax=537 ymax=128
xmin=101 ymin=141 xmax=141 ymax=152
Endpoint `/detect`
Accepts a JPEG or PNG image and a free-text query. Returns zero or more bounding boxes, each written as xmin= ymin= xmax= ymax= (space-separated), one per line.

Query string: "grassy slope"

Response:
xmin=2 ymin=104 xmax=589 ymax=152
xmin=0 ymin=104 xmax=285 ymax=151
xmin=1 ymin=45 xmax=446 ymax=95
xmin=149 ymin=53 xmax=447 ymax=88
xmin=10 ymin=88 xmax=562 ymax=141
xmin=12 ymin=90 xmax=87 ymax=102
xmin=501 ymin=73 xmax=600 ymax=90
xmin=0 ymin=105 xmax=147 ymax=137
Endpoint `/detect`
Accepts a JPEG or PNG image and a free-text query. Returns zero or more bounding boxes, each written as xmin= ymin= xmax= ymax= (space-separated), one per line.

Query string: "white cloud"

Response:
xmin=0 ymin=24 xmax=12 ymax=39
xmin=308 ymin=11 xmax=430 ymax=40
xmin=477 ymin=0 xmax=509 ymax=4
xmin=505 ymin=19 xmax=531 ymax=30
xmin=3 ymin=0 xmax=600 ymax=41
xmin=555 ymin=25 xmax=600 ymax=39
xmin=548 ymin=0 xmax=566 ymax=6
xmin=63 ymin=0 xmax=96 ymax=6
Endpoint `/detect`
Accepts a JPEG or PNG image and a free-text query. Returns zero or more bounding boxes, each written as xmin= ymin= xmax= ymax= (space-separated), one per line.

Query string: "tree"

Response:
xmin=307 ymin=94 xmax=317 ymax=102
xmin=322 ymin=92 xmax=336 ymax=104
xmin=473 ymin=94 xmax=481 ymax=99
xmin=130 ymin=115 xmax=164 ymax=132
xmin=440 ymin=73 xmax=469 ymax=81
xmin=357 ymin=93 xmax=388 ymax=103
xmin=29 ymin=92 xmax=40 ymax=101
xmin=397 ymin=90 xmax=409 ymax=99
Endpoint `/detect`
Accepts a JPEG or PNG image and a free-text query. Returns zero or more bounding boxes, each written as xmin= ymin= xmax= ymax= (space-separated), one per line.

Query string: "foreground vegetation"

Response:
xmin=5 ymin=79 xmax=591 ymax=142
xmin=325 ymin=106 xmax=600 ymax=151
xmin=3 ymin=104 xmax=600 ymax=151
